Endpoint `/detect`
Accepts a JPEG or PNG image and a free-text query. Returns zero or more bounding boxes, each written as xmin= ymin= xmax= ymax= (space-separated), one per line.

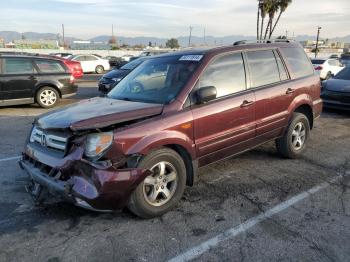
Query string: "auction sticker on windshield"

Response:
xmin=179 ymin=55 xmax=203 ymax=61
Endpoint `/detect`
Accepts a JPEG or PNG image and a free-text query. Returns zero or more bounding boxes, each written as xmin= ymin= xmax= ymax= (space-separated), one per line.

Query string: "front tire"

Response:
xmin=127 ymin=148 xmax=186 ymax=218
xmin=276 ymin=113 xmax=310 ymax=158
xmin=95 ymin=65 xmax=104 ymax=74
xmin=36 ymin=87 xmax=59 ymax=108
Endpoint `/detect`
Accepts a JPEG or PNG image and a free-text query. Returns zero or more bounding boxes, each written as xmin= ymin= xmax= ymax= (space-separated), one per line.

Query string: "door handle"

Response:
xmin=286 ymin=88 xmax=295 ymax=94
xmin=241 ymin=100 xmax=254 ymax=107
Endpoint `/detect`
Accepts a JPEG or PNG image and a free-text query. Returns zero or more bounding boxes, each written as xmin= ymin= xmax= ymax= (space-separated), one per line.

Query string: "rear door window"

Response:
xmin=281 ymin=47 xmax=314 ymax=79
xmin=199 ymin=53 xmax=246 ymax=98
xmin=246 ymin=50 xmax=280 ymax=88
xmin=3 ymin=58 xmax=35 ymax=75
xmin=35 ymin=60 xmax=66 ymax=73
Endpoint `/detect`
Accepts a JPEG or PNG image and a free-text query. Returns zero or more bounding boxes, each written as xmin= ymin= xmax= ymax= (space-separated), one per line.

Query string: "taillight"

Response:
xmin=70 ymin=75 xmax=75 ymax=83
xmin=314 ymin=66 xmax=323 ymax=70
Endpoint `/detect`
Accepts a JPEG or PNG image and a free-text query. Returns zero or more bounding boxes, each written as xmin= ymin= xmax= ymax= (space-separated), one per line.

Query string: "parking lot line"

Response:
xmin=168 ymin=173 xmax=345 ymax=262
xmin=0 ymin=156 xmax=21 ymax=162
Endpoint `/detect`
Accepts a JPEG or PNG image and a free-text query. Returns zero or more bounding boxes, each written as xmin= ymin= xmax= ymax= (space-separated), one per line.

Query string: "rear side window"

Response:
xmin=281 ymin=47 xmax=314 ymax=79
xmin=3 ymin=58 xmax=35 ymax=74
xmin=199 ymin=53 xmax=246 ymax=98
xmin=35 ymin=60 xmax=66 ymax=73
xmin=85 ymin=56 xmax=98 ymax=61
xmin=246 ymin=50 xmax=280 ymax=87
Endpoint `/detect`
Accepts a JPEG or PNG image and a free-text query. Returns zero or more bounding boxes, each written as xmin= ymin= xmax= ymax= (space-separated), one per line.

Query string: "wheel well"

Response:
xmin=35 ymin=85 xmax=62 ymax=101
xmin=294 ymin=104 xmax=313 ymax=129
xmin=164 ymin=144 xmax=195 ymax=186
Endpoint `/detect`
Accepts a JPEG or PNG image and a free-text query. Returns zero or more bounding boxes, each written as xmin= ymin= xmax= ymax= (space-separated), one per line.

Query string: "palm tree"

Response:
xmin=264 ymin=0 xmax=279 ymax=40
xmin=269 ymin=0 xmax=292 ymax=38
xmin=259 ymin=0 xmax=269 ymax=40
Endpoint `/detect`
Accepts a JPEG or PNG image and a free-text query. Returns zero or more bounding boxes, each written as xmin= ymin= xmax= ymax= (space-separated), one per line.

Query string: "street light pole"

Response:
xmin=188 ymin=26 xmax=193 ymax=47
xmin=315 ymin=26 xmax=321 ymax=58
xmin=62 ymin=24 xmax=65 ymax=50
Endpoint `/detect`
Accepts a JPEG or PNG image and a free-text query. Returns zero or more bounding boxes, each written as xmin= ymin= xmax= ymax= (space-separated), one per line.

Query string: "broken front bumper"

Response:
xmin=19 ymin=145 xmax=150 ymax=212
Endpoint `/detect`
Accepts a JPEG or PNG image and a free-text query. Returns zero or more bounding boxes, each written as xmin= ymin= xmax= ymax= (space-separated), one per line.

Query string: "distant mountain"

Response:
xmin=1 ymin=30 xmax=349 ymax=46
xmin=90 ymin=35 xmax=257 ymax=46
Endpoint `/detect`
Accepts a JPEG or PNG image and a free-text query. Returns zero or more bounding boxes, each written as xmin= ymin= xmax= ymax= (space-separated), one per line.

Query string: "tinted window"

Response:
xmin=199 ymin=53 xmax=246 ymax=98
xmin=311 ymin=59 xmax=325 ymax=65
xmin=35 ymin=60 xmax=66 ymax=73
xmin=275 ymin=52 xmax=289 ymax=81
xmin=281 ymin=47 xmax=314 ymax=78
xmin=246 ymin=50 xmax=280 ymax=87
xmin=3 ymin=58 xmax=34 ymax=74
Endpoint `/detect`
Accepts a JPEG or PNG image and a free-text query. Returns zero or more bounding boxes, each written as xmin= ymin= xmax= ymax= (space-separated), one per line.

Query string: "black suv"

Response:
xmin=0 ymin=54 xmax=78 ymax=108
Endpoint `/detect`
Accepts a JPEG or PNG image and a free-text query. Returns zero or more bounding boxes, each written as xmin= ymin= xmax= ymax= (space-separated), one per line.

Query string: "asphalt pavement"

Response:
xmin=0 ymin=82 xmax=349 ymax=262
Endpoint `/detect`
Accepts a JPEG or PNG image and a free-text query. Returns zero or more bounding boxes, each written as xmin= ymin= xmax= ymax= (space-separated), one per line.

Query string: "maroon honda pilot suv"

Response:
xmin=20 ymin=41 xmax=322 ymax=218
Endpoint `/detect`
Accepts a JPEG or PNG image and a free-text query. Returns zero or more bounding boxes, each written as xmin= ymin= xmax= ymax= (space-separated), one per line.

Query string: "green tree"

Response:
xmin=166 ymin=38 xmax=180 ymax=49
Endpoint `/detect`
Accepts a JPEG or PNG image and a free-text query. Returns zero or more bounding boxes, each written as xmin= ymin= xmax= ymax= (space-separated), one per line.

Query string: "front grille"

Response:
xmin=23 ymin=154 xmax=59 ymax=177
xmin=30 ymin=127 xmax=69 ymax=152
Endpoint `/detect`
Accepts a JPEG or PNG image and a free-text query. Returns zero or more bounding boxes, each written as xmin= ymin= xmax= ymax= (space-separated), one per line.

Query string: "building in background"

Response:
xmin=11 ymin=39 xmax=59 ymax=49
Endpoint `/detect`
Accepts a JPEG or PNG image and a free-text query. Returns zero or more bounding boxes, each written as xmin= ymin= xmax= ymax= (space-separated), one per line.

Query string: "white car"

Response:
xmin=69 ymin=55 xmax=110 ymax=74
xmin=121 ymin=54 xmax=134 ymax=62
xmin=311 ymin=58 xmax=344 ymax=80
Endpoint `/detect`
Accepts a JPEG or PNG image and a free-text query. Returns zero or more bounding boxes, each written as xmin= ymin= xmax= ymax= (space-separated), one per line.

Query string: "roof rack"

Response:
xmin=233 ymin=39 xmax=294 ymax=46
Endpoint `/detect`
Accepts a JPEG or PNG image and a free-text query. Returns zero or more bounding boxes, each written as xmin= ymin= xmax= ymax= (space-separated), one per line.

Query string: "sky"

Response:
xmin=0 ymin=0 xmax=349 ymax=39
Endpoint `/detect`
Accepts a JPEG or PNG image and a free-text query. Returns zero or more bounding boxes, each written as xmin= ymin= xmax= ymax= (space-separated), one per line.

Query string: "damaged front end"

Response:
xmin=19 ymin=126 xmax=150 ymax=212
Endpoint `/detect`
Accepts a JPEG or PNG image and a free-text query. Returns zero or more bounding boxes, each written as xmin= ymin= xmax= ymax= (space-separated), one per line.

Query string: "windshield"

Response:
xmin=108 ymin=55 xmax=200 ymax=104
xmin=334 ymin=67 xmax=350 ymax=80
xmin=120 ymin=58 xmax=146 ymax=70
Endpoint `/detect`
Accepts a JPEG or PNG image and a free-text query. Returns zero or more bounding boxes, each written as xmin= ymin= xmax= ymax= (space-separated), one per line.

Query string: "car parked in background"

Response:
xmin=311 ymin=58 xmax=344 ymax=79
xmin=139 ymin=50 xmax=170 ymax=57
xmin=321 ymin=66 xmax=350 ymax=110
xmin=49 ymin=53 xmax=73 ymax=59
xmin=20 ymin=41 xmax=322 ymax=218
xmin=69 ymin=54 xmax=110 ymax=74
xmin=103 ymin=55 xmax=124 ymax=68
xmin=340 ymin=53 xmax=350 ymax=67
xmin=98 ymin=57 xmax=147 ymax=94
xmin=329 ymin=54 xmax=339 ymax=59
xmin=121 ymin=54 xmax=134 ymax=62
xmin=0 ymin=54 xmax=77 ymax=108
xmin=53 ymin=58 xmax=83 ymax=79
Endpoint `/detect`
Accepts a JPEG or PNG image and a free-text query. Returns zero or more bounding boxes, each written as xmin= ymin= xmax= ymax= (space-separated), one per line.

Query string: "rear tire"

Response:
xmin=127 ymin=148 xmax=186 ymax=218
xmin=276 ymin=113 xmax=310 ymax=159
xmin=36 ymin=87 xmax=60 ymax=108
xmin=95 ymin=65 xmax=104 ymax=74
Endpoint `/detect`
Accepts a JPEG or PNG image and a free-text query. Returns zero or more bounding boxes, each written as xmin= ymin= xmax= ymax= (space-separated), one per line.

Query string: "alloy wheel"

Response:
xmin=291 ymin=122 xmax=306 ymax=150
xmin=39 ymin=89 xmax=57 ymax=106
xmin=143 ymin=161 xmax=178 ymax=207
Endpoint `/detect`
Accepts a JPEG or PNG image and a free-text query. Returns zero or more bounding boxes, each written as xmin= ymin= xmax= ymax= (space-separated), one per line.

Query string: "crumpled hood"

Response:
xmin=324 ymin=79 xmax=350 ymax=93
xmin=37 ymin=97 xmax=163 ymax=131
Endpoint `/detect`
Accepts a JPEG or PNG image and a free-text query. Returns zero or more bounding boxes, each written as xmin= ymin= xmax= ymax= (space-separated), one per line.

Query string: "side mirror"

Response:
xmin=196 ymin=86 xmax=217 ymax=104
